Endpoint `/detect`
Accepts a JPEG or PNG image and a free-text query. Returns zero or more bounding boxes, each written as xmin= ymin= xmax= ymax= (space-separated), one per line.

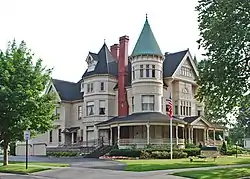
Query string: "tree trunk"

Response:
xmin=3 ymin=140 xmax=9 ymax=166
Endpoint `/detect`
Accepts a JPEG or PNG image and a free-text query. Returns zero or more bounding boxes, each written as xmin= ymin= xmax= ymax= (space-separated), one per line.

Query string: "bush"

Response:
xmin=151 ymin=151 xmax=187 ymax=159
xmin=185 ymin=143 xmax=197 ymax=148
xmin=140 ymin=150 xmax=151 ymax=159
xmin=109 ymin=149 xmax=141 ymax=158
xmin=183 ymin=148 xmax=201 ymax=157
xmin=46 ymin=151 xmax=78 ymax=157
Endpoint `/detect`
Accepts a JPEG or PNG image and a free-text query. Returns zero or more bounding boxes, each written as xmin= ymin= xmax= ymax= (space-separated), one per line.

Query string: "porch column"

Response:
xmin=71 ymin=133 xmax=74 ymax=144
xmin=110 ymin=126 xmax=112 ymax=145
xmin=206 ymin=128 xmax=209 ymax=140
xmin=213 ymin=129 xmax=216 ymax=145
xmin=188 ymin=127 xmax=191 ymax=143
xmin=94 ymin=126 xmax=99 ymax=139
xmin=117 ymin=125 xmax=120 ymax=147
xmin=191 ymin=127 xmax=194 ymax=144
xmin=203 ymin=129 xmax=206 ymax=145
xmin=182 ymin=127 xmax=185 ymax=140
xmin=146 ymin=123 xmax=150 ymax=145
xmin=176 ymin=124 xmax=178 ymax=145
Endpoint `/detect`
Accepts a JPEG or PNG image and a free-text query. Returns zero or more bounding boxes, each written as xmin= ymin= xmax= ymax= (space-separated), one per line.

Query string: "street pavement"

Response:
xmin=0 ymin=156 xmax=188 ymax=179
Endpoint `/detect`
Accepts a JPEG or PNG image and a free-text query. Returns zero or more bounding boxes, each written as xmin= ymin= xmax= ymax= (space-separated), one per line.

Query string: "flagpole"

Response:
xmin=170 ymin=116 xmax=173 ymax=160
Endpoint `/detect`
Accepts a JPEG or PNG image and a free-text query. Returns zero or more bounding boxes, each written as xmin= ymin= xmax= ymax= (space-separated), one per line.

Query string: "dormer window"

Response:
xmin=86 ymin=55 xmax=97 ymax=72
xmin=81 ymin=82 xmax=84 ymax=92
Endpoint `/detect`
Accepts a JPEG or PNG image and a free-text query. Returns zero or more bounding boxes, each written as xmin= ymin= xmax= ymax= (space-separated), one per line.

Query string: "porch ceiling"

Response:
xmin=96 ymin=112 xmax=186 ymax=127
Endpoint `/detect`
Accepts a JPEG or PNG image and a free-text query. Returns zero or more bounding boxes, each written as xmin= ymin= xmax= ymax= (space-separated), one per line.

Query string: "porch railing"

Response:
xmin=119 ymin=138 xmax=185 ymax=146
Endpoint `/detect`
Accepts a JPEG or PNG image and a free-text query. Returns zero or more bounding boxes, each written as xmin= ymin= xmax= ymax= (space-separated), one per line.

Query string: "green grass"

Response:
xmin=174 ymin=167 xmax=250 ymax=179
xmin=120 ymin=156 xmax=250 ymax=172
xmin=0 ymin=161 xmax=69 ymax=174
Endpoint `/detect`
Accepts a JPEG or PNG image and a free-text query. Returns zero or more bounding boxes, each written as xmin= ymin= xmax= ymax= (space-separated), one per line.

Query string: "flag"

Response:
xmin=166 ymin=93 xmax=173 ymax=119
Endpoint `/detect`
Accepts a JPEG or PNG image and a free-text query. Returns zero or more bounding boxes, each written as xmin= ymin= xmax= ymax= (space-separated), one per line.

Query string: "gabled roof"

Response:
xmin=52 ymin=79 xmax=83 ymax=101
xmin=163 ymin=50 xmax=188 ymax=77
xmin=82 ymin=43 xmax=118 ymax=78
xmin=131 ymin=17 xmax=163 ymax=57
xmin=183 ymin=116 xmax=200 ymax=123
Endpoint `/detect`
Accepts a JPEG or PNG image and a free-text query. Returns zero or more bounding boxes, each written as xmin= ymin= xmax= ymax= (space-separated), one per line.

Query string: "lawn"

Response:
xmin=174 ymin=167 xmax=250 ymax=179
xmin=120 ymin=155 xmax=250 ymax=172
xmin=0 ymin=161 xmax=69 ymax=174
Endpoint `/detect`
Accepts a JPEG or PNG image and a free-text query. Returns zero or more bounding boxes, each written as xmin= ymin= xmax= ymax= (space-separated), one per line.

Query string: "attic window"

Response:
xmin=86 ymin=55 xmax=97 ymax=72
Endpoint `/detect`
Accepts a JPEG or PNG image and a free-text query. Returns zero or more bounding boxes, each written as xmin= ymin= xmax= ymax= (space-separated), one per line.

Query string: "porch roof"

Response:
xmin=62 ymin=127 xmax=80 ymax=133
xmin=96 ymin=112 xmax=187 ymax=126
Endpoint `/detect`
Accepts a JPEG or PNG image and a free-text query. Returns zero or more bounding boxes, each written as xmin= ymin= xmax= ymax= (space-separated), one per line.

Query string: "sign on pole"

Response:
xmin=24 ymin=130 xmax=30 ymax=169
xmin=24 ymin=131 xmax=30 ymax=141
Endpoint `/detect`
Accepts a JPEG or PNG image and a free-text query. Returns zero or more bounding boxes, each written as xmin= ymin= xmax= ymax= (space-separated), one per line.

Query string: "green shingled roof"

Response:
xmin=131 ymin=17 xmax=163 ymax=57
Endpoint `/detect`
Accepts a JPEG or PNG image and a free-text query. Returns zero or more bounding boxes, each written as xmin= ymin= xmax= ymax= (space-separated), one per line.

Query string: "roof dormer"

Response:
xmin=86 ymin=54 xmax=98 ymax=72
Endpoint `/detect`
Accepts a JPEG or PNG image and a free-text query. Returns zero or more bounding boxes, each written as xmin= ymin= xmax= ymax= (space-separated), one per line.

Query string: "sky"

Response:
xmin=0 ymin=0 xmax=204 ymax=83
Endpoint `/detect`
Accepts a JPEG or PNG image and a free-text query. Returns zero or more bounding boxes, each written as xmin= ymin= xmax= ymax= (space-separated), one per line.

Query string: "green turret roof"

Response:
xmin=131 ymin=16 xmax=163 ymax=57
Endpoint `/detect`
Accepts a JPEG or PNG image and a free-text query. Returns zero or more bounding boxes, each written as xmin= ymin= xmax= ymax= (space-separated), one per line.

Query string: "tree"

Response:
xmin=0 ymin=40 xmax=56 ymax=165
xmin=195 ymin=0 xmax=250 ymax=121
xmin=220 ymin=141 xmax=227 ymax=155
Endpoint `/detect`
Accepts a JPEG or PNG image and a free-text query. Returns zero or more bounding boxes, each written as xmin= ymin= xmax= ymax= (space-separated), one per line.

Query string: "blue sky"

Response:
xmin=0 ymin=0 xmax=204 ymax=82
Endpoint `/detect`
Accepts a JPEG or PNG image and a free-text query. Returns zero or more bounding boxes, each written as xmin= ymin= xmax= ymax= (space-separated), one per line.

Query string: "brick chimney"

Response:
xmin=110 ymin=44 xmax=119 ymax=60
xmin=118 ymin=35 xmax=129 ymax=117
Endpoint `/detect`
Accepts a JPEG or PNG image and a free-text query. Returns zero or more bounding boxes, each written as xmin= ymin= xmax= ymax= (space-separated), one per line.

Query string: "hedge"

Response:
xmin=47 ymin=151 xmax=78 ymax=157
xmin=109 ymin=148 xmax=196 ymax=159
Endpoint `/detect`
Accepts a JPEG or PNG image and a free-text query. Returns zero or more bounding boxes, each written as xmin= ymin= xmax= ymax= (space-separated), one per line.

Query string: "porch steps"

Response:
xmin=84 ymin=145 xmax=113 ymax=158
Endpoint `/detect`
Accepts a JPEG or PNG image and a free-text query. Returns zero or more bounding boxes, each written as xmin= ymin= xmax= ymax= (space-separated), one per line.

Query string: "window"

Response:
xmin=180 ymin=100 xmax=191 ymax=116
xmin=175 ymin=105 xmax=178 ymax=115
xmin=100 ymin=82 xmax=104 ymax=91
xmin=141 ymin=95 xmax=154 ymax=111
xmin=55 ymin=107 xmax=60 ymax=119
xmin=132 ymin=97 xmax=134 ymax=112
xmin=86 ymin=101 xmax=94 ymax=116
xmin=132 ymin=67 xmax=135 ymax=80
xmin=58 ymin=129 xmax=61 ymax=142
xmin=73 ymin=132 xmax=77 ymax=143
xmin=81 ymin=82 xmax=84 ymax=92
xmin=99 ymin=100 xmax=105 ymax=115
xmin=78 ymin=106 xmax=83 ymax=119
xmin=87 ymin=83 xmax=94 ymax=93
xmin=161 ymin=97 xmax=163 ymax=112
xmin=180 ymin=67 xmax=192 ymax=77
xmin=140 ymin=65 xmax=143 ymax=77
xmin=152 ymin=65 xmax=155 ymax=77
xmin=146 ymin=64 xmax=150 ymax=77
xmin=49 ymin=130 xmax=52 ymax=143
xmin=198 ymin=110 xmax=201 ymax=116
xmin=90 ymin=83 xmax=94 ymax=92
xmin=80 ymin=129 xmax=83 ymax=141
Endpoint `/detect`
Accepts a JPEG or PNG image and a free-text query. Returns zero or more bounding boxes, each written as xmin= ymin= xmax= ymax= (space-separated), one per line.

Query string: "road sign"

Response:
xmin=24 ymin=131 xmax=30 ymax=140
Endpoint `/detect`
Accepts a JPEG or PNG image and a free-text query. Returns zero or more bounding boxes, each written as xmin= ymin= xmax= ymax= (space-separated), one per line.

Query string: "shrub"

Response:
xmin=185 ymin=143 xmax=197 ymax=148
xmin=220 ymin=141 xmax=227 ymax=155
xmin=109 ymin=149 xmax=141 ymax=157
xmin=183 ymin=148 xmax=201 ymax=157
xmin=46 ymin=151 xmax=78 ymax=157
xmin=140 ymin=150 xmax=151 ymax=159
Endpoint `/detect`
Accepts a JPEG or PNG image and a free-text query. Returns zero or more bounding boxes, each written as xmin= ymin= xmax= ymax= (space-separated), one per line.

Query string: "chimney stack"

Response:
xmin=118 ymin=35 xmax=129 ymax=117
xmin=110 ymin=44 xmax=119 ymax=60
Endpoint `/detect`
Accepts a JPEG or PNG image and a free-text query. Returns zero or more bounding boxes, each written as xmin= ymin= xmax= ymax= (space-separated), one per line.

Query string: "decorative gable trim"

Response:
xmin=191 ymin=116 xmax=212 ymax=127
xmin=172 ymin=50 xmax=199 ymax=78
xmin=45 ymin=80 xmax=61 ymax=102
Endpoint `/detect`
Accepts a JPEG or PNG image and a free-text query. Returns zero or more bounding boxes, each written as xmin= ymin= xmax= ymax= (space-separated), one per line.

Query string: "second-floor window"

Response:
xmin=78 ymin=106 xmax=83 ymax=119
xmin=140 ymin=65 xmax=143 ymax=77
xmin=100 ymin=82 xmax=104 ymax=91
xmin=55 ymin=107 xmax=60 ymax=119
xmin=152 ymin=65 xmax=155 ymax=77
xmin=132 ymin=67 xmax=135 ymax=80
xmin=87 ymin=83 xmax=94 ymax=93
xmin=99 ymin=100 xmax=105 ymax=115
xmin=58 ymin=129 xmax=61 ymax=142
xmin=146 ymin=64 xmax=150 ymax=77
xmin=180 ymin=100 xmax=191 ymax=116
xmin=132 ymin=97 xmax=134 ymax=112
xmin=141 ymin=95 xmax=154 ymax=111
xmin=86 ymin=101 xmax=94 ymax=116
xmin=49 ymin=130 xmax=53 ymax=143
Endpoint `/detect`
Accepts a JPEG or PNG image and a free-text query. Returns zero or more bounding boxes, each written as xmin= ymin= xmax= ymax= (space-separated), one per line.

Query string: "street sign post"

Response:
xmin=24 ymin=131 xmax=30 ymax=169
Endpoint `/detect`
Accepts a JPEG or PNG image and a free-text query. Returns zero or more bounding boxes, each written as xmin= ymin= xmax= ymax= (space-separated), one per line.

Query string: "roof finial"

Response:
xmin=104 ymin=38 xmax=106 ymax=44
xmin=146 ymin=13 xmax=148 ymax=20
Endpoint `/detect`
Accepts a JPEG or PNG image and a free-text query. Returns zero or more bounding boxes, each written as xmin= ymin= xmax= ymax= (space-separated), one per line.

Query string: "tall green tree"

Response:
xmin=195 ymin=0 xmax=250 ymax=121
xmin=0 ymin=40 xmax=56 ymax=165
